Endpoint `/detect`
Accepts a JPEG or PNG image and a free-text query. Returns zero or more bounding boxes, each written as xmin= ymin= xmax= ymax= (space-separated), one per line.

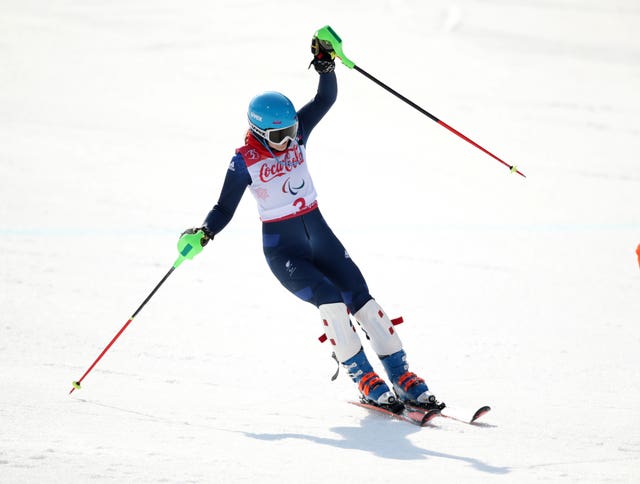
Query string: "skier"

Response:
xmin=184 ymin=34 xmax=444 ymax=412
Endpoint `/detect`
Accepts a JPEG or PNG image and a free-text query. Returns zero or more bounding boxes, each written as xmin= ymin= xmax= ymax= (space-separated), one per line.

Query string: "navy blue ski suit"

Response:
xmin=203 ymin=72 xmax=372 ymax=314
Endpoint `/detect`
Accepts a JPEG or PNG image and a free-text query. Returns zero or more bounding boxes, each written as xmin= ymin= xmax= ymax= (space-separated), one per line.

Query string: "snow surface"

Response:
xmin=1 ymin=0 xmax=639 ymax=482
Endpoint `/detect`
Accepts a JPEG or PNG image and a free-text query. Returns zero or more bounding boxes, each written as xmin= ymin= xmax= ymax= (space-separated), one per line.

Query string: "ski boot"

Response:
xmin=343 ymin=347 xmax=404 ymax=414
xmin=380 ymin=349 xmax=445 ymax=411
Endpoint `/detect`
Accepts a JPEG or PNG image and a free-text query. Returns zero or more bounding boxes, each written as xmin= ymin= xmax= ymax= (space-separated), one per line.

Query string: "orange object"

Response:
xmin=637 ymin=244 xmax=640 ymax=268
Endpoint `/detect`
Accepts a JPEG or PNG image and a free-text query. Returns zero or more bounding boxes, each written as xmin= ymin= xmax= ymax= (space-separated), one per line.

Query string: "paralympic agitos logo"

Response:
xmin=281 ymin=177 xmax=305 ymax=195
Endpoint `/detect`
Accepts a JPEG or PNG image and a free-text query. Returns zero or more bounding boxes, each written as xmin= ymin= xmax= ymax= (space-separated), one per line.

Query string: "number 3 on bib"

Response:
xmin=293 ymin=198 xmax=307 ymax=211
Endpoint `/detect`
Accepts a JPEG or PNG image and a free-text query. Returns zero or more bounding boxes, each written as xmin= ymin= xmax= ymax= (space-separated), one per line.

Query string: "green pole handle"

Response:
xmin=174 ymin=230 xmax=207 ymax=268
xmin=315 ymin=25 xmax=355 ymax=69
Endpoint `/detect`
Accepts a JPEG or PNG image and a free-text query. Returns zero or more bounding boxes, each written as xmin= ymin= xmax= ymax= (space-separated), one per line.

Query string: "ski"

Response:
xmin=442 ymin=405 xmax=491 ymax=425
xmin=407 ymin=403 xmax=491 ymax=425
xmin=350 ymin=401 xmax=441 ymax=427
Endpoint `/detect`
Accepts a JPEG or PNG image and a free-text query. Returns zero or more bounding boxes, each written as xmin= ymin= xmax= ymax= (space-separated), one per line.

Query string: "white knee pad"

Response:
xmin=354 ymin=299 xmax=403 ymax=356
xmin=319 ymin=302 xmax=362 ymax=363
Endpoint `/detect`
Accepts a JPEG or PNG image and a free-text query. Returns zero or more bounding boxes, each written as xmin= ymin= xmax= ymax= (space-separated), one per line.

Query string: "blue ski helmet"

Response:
xmin=247 ymin=91 xmax=297 ymax=143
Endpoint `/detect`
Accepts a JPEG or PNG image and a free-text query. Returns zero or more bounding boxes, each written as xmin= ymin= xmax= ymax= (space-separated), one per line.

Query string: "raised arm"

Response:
xmin=297 ymin=36 xmax=339 ymax=145
xmin=297 ymin=72 xmax=337 ymax=145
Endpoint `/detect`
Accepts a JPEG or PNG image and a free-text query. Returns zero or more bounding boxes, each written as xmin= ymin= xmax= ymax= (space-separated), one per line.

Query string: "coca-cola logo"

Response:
xmin=259 ymin=147 xmax=304 ymax=182
xmin=259 ymin=162 xmax=292 ymax=182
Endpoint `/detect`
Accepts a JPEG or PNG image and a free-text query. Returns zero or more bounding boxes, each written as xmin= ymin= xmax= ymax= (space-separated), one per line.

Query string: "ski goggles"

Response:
xmin=253 ymin=122 xmax=298 ymax=145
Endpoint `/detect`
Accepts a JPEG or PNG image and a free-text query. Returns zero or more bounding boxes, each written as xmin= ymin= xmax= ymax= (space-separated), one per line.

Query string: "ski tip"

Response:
xmin=470 ymin=405 xmax=491 ymax=423
xmin=420 ymin=409 xmax=441 ymax=426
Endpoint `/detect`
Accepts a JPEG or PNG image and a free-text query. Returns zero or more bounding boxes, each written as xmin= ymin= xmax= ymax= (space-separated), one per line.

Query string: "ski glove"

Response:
xmin=180 ymin=227 xmax=212 ymax=247
xmin=310 ymin=36 xmax=335 ymax=73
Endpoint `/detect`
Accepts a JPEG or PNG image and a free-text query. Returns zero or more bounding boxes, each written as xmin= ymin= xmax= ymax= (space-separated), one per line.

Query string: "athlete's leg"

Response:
xmin=303 ymin=210 xmax=372 ymax=313
xmin=262 ymin=216 xmax=344 ymax=307
xmin=263 ymin=217 xmax=361 ymax=361
xmin=300 ymin=210 xmax=441 ymax=407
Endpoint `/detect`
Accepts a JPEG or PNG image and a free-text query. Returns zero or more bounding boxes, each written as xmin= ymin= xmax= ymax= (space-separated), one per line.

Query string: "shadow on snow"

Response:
xmin=243 ymin=413 xmax=510 ymax=475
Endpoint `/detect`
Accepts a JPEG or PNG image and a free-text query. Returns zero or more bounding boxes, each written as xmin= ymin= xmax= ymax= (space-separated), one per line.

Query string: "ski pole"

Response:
xmin=69 ymin=229 xmax=208 ymax=394
xmin=315 ymin=25 xmax=526 ymax=178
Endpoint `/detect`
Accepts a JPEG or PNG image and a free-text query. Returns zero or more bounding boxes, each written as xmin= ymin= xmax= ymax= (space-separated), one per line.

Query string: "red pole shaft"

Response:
xmin=437 ymin=120 xmax=526 ymax=177
xmin=353 ymin=65 xmax=525 ymax=178
xmin=69 ymin=318 xmax=134 ymax=394
xmin=69 ymin=265 xmax=176 ymax=394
